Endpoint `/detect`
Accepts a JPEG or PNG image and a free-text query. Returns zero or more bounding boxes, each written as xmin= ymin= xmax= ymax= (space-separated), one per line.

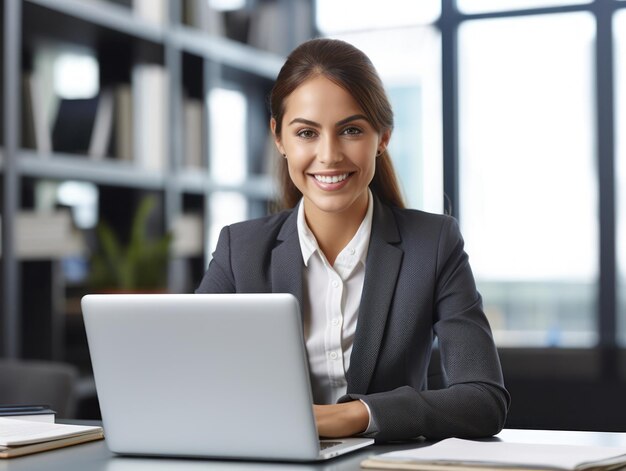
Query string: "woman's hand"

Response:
xmin=314 ymin=401 xmax=369 ymax=438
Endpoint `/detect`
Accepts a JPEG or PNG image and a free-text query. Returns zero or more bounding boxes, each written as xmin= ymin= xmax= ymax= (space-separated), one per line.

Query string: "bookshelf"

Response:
xmin=1 ymin=0 xmax=313 ymax=375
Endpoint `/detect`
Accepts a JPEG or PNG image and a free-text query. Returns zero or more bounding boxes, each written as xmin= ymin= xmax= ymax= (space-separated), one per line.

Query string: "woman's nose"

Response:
xmin=317 ymin=136 xmax=343 ymax=165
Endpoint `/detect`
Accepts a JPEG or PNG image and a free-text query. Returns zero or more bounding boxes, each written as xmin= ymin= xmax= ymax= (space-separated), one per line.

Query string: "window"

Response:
xmin=314 ymin=2 xmax=625 ymax=349
xmin=457 ymin=0 xmax=591 ymax=14
xmin=616 ymin=10 xmax=626 ymax=345
xmin=458 ymin=13 xmax=598 ymax=346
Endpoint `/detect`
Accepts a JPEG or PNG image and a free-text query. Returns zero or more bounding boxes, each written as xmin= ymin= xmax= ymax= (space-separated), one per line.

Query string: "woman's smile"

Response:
xmin=310 ymin=171 xmax=355 ymax=189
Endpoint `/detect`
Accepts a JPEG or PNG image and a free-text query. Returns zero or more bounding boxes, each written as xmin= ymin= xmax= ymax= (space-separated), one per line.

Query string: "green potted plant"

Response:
xmin=89 ymin=196 xmax=172 ymax=292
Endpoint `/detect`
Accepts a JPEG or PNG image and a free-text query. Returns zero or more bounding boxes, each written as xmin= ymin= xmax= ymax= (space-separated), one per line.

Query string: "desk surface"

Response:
xmin=2 ymin=428 xmax=626 ymax=471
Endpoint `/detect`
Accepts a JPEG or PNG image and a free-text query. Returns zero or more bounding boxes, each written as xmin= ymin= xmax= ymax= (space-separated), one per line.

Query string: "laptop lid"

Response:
xmin=82 ymin=293 xmax=372 ymax=461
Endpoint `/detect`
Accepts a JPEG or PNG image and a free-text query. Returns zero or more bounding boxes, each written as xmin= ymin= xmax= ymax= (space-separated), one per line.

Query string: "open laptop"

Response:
xmin=81 ymin=293 xmax=374 ymax=461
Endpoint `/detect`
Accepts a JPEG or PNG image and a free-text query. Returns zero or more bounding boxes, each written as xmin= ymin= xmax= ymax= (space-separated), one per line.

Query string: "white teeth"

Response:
xmin=314 ymin=173 xmax=349 ymax=184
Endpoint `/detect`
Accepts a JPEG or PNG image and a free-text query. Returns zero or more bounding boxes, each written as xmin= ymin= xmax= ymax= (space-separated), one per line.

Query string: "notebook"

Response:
xmin=81 ymin=293 xmax=373 ymax=461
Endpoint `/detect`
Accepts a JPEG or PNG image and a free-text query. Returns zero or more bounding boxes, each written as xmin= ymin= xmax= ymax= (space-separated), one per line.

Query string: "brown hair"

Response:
xmin=269 ymin=38 xmax=405 ymax=210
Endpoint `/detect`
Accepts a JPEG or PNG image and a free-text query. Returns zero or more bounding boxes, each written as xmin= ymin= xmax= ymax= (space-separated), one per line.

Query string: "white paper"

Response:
xmin=0 ymin=418 xmax=102 ymax=446
xmin=374 ymin=438 xmax=626 ymax=470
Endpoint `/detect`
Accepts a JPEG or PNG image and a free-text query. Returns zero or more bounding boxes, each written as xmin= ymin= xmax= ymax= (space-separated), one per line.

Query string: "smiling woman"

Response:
xmin=196 ymin=38 xmax=509 ymax=442
xmin=269 ymin=41 xmax=404 ymax=214
xmin=270 ymin=76 xmax=389 ymax=262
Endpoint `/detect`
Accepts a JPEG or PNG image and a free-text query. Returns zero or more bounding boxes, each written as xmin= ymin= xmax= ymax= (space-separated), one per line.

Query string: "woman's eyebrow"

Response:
xmin=288 ymin=117 xmax=320 ymax=127
xmin=335 ymin=114 xmax=368 ymax=127
xmin=288 ymin=114 xmax=369 ymax=127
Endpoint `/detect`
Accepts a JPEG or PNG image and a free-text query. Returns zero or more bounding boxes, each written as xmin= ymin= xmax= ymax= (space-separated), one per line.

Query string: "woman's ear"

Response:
xmin=379 ymin=128 xmax=392 ymax=152
xmin=270 ymin=118 xmax=286 ymax=156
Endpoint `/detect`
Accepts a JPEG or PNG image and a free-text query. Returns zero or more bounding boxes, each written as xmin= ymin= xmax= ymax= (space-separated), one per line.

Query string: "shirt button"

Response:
xmin=332 ymin=280 xmax=340 ymax=288
xmin=329 ymin=351 xmax=338 ymax=360
xmin=348 ymin=247 xmax=355 ymax=255
xmin=331 ymin=318 xmax=340 ymax=326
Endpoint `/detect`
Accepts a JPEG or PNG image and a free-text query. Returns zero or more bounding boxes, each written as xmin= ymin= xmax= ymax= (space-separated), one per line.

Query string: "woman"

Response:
xmin=197 ymin=38 xmax=510 ymax=442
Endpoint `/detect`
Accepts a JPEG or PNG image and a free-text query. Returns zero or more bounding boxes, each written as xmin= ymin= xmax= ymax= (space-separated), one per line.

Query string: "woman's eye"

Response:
xmin=342 ymin=126 xmax=362 ymax=136
xmin=297 ymin=129 xmax=316 ymax=139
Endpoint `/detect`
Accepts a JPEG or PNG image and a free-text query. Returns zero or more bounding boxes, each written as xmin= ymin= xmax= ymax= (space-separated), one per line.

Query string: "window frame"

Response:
xmin=315 ymin=0 xmax=625 ymax=371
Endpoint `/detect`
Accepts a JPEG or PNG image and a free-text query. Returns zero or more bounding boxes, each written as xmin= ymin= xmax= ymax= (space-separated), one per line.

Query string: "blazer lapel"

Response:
xmin=347 ymin=197 xmax=403 ymax=394
xmin=270 ymin=209 xmax=305 ymax=313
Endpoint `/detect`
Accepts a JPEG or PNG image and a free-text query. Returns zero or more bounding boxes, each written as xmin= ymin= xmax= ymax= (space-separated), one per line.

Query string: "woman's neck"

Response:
xmin=303 ymin=194 xmax=369 ymax=266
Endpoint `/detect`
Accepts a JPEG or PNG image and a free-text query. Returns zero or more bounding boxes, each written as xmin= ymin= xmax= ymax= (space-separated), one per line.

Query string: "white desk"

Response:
xmin=2 ymin=428 xmax=626 ymax=471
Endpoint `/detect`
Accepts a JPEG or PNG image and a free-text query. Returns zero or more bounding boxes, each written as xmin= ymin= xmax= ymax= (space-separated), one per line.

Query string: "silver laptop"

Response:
xmin=81 ymin=293 xmax=374 ymax=461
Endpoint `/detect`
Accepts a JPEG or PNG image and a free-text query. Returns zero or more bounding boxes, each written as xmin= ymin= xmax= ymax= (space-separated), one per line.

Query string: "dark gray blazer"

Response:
xmin=196 ymin=195 xmax=510 ymax=442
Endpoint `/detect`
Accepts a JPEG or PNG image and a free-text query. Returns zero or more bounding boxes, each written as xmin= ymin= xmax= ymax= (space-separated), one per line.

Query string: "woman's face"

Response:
xmin=271 ymin=75 xmax=390 ymax=218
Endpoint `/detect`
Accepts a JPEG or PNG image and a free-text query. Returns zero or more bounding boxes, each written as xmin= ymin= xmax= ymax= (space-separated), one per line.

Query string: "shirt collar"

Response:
xmin=297 ymin=189 xmax=374 ymax=268
xmin=297 ymin=200 xmax=318 ymax=267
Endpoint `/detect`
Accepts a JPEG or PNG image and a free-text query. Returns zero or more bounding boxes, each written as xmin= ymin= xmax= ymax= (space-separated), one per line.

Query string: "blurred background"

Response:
xmin=0 ymin=0 xmax=625 ymax=429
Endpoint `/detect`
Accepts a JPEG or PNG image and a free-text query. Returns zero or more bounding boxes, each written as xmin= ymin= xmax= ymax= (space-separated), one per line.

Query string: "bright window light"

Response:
xmin=209 ymin=87 xmax=247 ymax=184
xmin=53 ymin=52 xmax=99 ymax=99
xmin=316 ymin=0 xmax=440 ymax=34
xmin=458 ymin=13 xmax=597 ymax=346
xmin=208 ymin=0 xmax=246 ymax=11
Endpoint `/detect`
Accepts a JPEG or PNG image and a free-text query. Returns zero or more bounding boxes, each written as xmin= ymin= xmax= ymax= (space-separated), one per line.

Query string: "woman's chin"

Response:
xmin=304 ymin=193 xmax=365 ymax=217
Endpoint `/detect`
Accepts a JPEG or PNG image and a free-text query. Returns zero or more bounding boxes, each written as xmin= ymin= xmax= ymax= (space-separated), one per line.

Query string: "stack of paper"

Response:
xmin=0 ymin=417 xmax=103 ymax=459
xmin=0 ymin=405 xmax=55 ymax=423
xmin=361 ymin=438 xmax=626 ymax=471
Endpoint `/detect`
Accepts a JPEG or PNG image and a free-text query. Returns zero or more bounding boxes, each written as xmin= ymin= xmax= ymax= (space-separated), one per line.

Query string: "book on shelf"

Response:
xmin=183 ymin=96 xmax=203 ymax=168
xmin=183 ymin=0 xmax=225 ymax=35
xmin=88 ymin=87 xmax=115 ymax=160
xmin=0 ymin=210 xmax=86 ymax=260
xmin=114 ymin=83 xmax=133 ymax=161
xmin=21 ymin=73 xmax=52 ymax=154
xmin=52 ymin=96 xmax=99 ymax=155
xmin=0 ymin=405 xmax=55 ymax=423
xmin=360 ymin=437 xmax=626 ymax=471
xmin=133 ymin=0 xmax=167 ymax=25
xmin=22 ymin=74 xmax=37 ymax=150
xmin=132 ymin=64 xmax=168 ymax=171
xmin=0 ymin=417 xmax=103 ymax=459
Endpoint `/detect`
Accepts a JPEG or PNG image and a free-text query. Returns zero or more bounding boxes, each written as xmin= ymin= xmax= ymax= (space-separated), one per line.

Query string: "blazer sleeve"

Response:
xmin=340 ymin=216 xmax=510 ymax=442
xmin=195 ymin=226 xmax=236 ymax=294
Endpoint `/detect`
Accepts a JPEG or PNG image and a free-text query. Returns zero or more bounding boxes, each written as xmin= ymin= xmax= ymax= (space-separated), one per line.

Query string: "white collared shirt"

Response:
xmin=297 ymin=190 xmax=374 ymax=406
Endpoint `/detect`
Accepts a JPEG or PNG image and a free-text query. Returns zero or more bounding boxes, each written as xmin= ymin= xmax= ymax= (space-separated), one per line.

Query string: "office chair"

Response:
xmin=0 ymin=359 xmax=78 ymax=418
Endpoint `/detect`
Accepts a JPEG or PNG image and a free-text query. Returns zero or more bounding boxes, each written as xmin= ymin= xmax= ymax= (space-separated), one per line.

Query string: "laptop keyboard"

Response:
xmin=320 ymin=441 xmax=343 ymax=450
